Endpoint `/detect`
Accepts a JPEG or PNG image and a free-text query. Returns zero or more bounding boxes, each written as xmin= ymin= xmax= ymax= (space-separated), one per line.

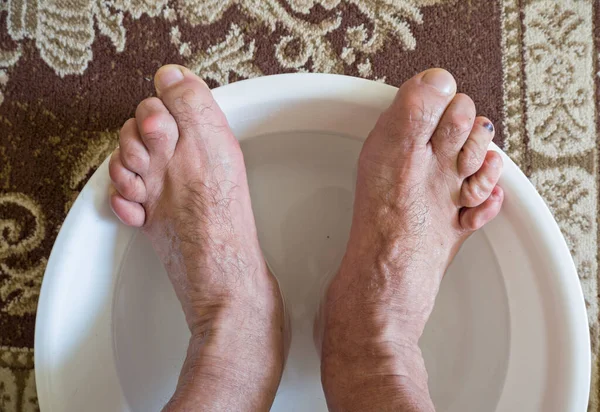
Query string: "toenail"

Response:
xmin=487 ymin=155 xmax=502 ymax=169
xmin=155 ymin=66 xmax=185 ymax=91
xmin=483 ymin=121 xmax=494 ymax=133
xmin=421 ymin=69 xmax=456 ymax=95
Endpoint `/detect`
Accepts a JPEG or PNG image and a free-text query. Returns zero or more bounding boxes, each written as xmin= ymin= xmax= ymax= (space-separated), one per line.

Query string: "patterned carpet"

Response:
xmin=0 ymin=0 xmax=597 ymax=410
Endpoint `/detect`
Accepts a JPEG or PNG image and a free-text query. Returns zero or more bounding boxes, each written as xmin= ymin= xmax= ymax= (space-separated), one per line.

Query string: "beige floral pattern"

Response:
xmin=0 ymin=193 xmax=46 ymax=316
xmin=187 ymin=24 xmax=263 ymax=85
xmin=2 ymin=0 xmax=446 ymax=81
xmin=175 ymin=0 xmax=447 ymax=77
xmin=0 ymin=260 xmax=45 ymax=316
xmin=530 ymin=167 xmax=598 ymax=316
xmin=0 ymin=348 xmax=36 ymax=412
xmin=504 ymin=0 xmax=598 ymax=407
xmin=4 ymin=0 xmax=165 ymax=76
xmin=0 ymin=366 xmax=18 ymax=411
xmin=523 ymin=2 xmax=595 ymax=157
xmin=0 ymin=194 xmax=45 ymax=259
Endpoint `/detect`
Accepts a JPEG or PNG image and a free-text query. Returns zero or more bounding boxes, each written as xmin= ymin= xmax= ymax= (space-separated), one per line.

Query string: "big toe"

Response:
xmin=153 ymin=65 xmax=231 ymax=143
xmin=371 ymin=68 xmax=457 ymax=151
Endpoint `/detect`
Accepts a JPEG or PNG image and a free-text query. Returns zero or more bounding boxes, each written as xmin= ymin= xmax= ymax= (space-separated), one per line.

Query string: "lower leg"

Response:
xmin=163 ymin=276 xmax=286 ymax=411
xmin=320 ymin=258 xmax=436 ymax=412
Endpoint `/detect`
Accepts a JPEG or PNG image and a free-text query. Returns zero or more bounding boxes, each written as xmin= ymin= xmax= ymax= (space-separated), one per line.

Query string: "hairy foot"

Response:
xmin=109 ymin=65 xmax=286 ymax=411
xmin=319 ymin=69 xmax=504 ymax=411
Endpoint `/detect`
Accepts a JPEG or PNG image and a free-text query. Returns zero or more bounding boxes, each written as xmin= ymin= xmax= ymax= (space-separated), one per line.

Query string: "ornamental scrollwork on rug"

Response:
xmin=0 ymin=0 xmax=447 ymax=84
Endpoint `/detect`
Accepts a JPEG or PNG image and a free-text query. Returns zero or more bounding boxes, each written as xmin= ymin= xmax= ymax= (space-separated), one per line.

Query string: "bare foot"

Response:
xmin=319 ymin=69 xmax=504 ymax=411
xmin=108 ymin=65 xmax=286 ymax=411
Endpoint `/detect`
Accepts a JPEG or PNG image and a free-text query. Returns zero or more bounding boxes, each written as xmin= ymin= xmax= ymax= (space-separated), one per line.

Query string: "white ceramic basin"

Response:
xmin=35 ymin=74 xmax=590 ymax=412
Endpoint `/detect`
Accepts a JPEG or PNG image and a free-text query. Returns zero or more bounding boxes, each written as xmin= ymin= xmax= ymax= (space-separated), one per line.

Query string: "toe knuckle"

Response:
xmin=452 ymin=114 xmax=473 ymax=135
xmin=480 ymin=174 xmax=494 ymax=192
xmin=142 ymin=129 xmax=169 ymax=145
xmin=460 ymin=144 xmax=483 ymax=173
xmin=128 ymin=177 xmax=145 ymax=201
xmin=404 ymin=102 xmax=437 ymax=134
xmin=381 ymin=103 xmax=436 ymax=143
xmin=120 ymin=183 xmax=134 ymax=199
xmin=177 ymin=87 xmax=212 ymax=112
xmin=174 ymin=96 xmax=228 ymax=133
xmin=440 ymin=114 xmax=472 ymax=143
xmin=464 ymin=181 xmax=483 ymax=203
xmin=172 ymin=108 xmax=201 ymax=130
xmin=121 ymin=147 xmax=146 ymax=171
xmin=466 ymin=155 xmax=482 ymax=174
xmin=468 ymin=215 xmax=482 ymax=230
xmin=116 ymin=174 xmax=140 ymax=200
xmin=380 ymin=115 xmax=404 ymax=143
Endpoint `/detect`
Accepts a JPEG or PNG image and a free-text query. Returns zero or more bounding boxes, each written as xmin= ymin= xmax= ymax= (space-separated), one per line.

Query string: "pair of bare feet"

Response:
xmin=108 ymin=65 xmax=503 ymax=411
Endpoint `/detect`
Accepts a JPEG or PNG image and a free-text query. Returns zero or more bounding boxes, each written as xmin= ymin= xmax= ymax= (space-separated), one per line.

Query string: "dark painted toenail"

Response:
xmin=483 ymin=121 xmax=494 ymax=133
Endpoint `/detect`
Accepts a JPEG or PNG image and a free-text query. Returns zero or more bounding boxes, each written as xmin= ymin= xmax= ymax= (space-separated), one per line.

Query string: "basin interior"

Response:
xmin=113 ymin=130 xmax=510 ymax=412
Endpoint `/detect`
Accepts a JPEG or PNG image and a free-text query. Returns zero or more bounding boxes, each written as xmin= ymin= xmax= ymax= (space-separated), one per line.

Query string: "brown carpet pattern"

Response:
xmin=0 ymin=0 xmax=596 ymax=410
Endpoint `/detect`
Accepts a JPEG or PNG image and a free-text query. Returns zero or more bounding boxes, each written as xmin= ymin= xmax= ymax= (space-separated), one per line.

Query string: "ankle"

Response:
xmin=321 ymin=285 xmax=432 ymax=409
xmin=167 ymin=300 xmax=285 ymax=412
xmin=189 ymin=282 xmax=285 ymax=350
xmin=167 ymin=345 xmax=281 ymax=412
xmin=321 ymin=342 xmax=432 ymax=412
xmin=322 ymin=332 xmax=426 ymax=378
xmin=324 ymin=277 xmax=426 ymax=341
xmin=322 ymin=370 xmax=434 ymax=412
xmin=184 ymin=263 xmax=283 ymax=333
